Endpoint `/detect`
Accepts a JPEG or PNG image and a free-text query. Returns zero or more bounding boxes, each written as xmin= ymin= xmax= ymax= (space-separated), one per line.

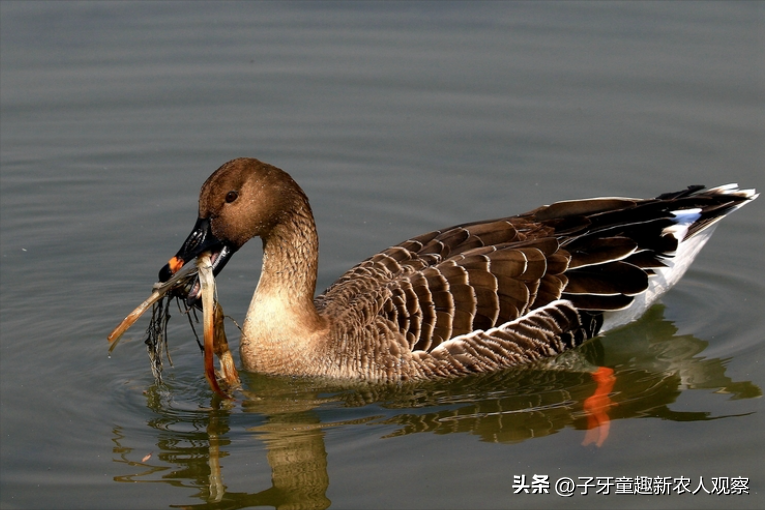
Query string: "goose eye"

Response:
xmin=225 ymin=191 xmax=238 ymax=203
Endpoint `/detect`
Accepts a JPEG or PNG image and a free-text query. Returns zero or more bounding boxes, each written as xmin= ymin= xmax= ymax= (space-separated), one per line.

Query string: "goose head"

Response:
xmin=158 ymin=158 xmax=311 ymax=305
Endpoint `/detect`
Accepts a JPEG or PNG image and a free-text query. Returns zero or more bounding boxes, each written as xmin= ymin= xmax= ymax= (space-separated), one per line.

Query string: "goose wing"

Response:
xmin=316 ymin=185 xmax=754 ymax=358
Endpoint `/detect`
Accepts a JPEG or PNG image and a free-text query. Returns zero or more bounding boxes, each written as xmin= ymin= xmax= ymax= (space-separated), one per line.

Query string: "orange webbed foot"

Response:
xmin=582 ymin=366 xmax=616 ymax=447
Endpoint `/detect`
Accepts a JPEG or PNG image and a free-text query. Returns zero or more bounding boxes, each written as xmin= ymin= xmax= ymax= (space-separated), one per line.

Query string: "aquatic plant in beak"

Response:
xmin=108 ymin=251 xmax=237 ymax=398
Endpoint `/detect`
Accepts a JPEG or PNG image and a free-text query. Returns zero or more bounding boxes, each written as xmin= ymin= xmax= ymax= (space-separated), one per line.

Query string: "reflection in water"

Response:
xmin=111 ymin=305 xmax=760 ymax=509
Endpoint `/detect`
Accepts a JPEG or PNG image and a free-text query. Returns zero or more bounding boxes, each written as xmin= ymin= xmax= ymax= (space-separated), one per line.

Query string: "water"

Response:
xmin=1 ymin=2 xmax=763 ymax=509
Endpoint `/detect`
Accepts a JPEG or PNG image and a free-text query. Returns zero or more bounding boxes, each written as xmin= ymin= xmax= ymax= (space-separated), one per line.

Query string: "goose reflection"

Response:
xmin=111 ymin=304 xmax=760 ymax=509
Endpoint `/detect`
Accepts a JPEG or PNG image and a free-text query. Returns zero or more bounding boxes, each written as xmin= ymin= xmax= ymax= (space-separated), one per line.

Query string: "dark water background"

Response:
xmin=1 ymin=2 xmax=763 ymax=509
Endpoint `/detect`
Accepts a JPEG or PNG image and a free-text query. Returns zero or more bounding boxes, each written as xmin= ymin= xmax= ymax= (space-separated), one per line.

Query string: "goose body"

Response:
xmin=160 ymin=158 xmax=756 ymax=382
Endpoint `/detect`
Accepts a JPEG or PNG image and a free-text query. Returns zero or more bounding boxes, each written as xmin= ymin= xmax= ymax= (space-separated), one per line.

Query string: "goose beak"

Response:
xmin=158 ymin=217 xmax=236 ymax=306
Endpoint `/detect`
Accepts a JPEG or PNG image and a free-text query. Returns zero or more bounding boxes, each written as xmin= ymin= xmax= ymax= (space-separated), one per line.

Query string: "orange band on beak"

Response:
xmin=168 ymin=256 xmax=184 ymax=275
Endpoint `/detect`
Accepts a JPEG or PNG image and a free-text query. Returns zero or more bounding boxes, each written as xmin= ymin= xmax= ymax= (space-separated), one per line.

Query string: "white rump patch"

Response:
xmin=662 ymin=208 xmax=701 ymax=243
xmin=601 ymin=209 xmax=721 ymax=333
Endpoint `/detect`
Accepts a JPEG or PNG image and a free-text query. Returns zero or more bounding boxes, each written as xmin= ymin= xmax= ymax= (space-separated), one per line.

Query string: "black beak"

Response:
xmin=158 ymin=217 xmax=237 ymax=306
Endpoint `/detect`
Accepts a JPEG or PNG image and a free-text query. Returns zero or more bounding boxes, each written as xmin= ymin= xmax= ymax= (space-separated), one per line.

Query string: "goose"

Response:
xmin=156 ymin=158 xmax=756 ymax=385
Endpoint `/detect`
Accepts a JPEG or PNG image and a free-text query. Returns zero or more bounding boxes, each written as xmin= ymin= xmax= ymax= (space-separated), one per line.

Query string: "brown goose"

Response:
xmin=157 ymin=158 xmax=756 ymax=383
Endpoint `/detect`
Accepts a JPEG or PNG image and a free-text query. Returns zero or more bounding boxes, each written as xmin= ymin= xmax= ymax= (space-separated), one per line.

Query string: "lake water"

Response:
xmin=1 ymin=2 xmax=763 ymax=509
